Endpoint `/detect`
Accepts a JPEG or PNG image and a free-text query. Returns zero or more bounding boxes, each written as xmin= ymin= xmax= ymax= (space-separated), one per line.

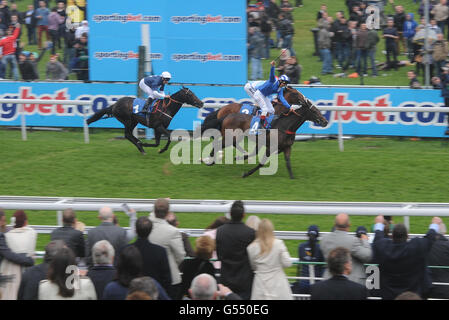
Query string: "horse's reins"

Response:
xmin=152 ymin=96 xmax=183 ymax=119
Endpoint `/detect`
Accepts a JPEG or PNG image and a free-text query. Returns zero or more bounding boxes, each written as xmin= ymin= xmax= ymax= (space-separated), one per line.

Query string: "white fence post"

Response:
xmin=20 ymin=103 xmax=27 ymax=141
xmin=83 ymin=104 xmax=90 ymax=144
xmin=337 ymin=111 xmax=344 ymax=152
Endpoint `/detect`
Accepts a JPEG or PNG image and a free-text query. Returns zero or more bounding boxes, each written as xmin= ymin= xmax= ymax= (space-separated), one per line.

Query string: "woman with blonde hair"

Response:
xmin=247 ymin=218 xmax=293 ymax=300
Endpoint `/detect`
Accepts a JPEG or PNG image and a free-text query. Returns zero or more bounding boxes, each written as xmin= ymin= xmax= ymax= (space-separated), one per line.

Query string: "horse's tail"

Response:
xmin=86 ymin=105 xmax=114 ymax=125
xmin=201 ymin=109 xmax=221 ymax=133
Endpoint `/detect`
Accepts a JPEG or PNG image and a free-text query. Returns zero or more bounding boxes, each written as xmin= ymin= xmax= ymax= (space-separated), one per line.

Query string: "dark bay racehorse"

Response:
xmin=86 ymin=87 xmax=203 ymax=155
xmin=208 ymin=91 xmax=328 ymax=179
xmin=201 ymin=86 xmax=304 ymax=133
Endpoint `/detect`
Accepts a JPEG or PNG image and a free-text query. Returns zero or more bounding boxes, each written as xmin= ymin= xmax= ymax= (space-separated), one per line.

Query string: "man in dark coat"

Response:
xmin=132 ymin=216 xmax=172 ymax=296
xmin=427 ymin=223 xmax=449 ymax=299
xmin=50 ymin=208 xmax=85 ymax=258
xmin=216 ymin=200 xmax=255 ymax=300
xmin=371 ymin=215 xmax=441 ymax=300
xmin=17 ymin=240 xmax=64 ymax=300
xmin=310 ymin=247 xmax=367 ymax=300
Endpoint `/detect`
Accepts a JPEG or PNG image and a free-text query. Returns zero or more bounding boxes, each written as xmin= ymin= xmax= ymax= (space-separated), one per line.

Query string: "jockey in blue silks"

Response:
xmin=139 ymin=71 xmax=172 ymax=114
xmin=244 ymin=60 xmax=291 ymax=128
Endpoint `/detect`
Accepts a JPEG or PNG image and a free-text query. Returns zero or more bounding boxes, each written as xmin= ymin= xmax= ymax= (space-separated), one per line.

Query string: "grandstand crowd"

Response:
xmin=0 ymin=0 xmax=87 ymax=81
xmin=0 ymin=199 xmax=448 ymax=300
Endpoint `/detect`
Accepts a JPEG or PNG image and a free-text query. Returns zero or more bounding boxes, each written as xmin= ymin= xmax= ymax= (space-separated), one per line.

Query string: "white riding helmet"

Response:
xmin=279 ymin=75 xmax=290 ymax=83
xmin=161 ymin=71 xmax=172 ymax=80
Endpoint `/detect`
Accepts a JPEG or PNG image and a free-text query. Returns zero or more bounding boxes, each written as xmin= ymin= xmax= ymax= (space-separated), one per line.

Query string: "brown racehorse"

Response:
xmin=200 ymin=86 xmax=303 ymax=133
xmin=207 ymin=90 xmax=329 ymax=179
xmin=86 ymin=87 xmax=203 ymax=155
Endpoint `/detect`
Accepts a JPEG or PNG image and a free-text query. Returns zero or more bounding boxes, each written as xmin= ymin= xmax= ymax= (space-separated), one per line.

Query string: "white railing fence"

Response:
xmin=1 ymin=98 xmax=448 ymax=151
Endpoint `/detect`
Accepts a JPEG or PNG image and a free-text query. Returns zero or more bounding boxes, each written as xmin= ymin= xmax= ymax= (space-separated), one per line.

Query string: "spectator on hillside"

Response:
xmin=35 ymin=0 xmax=50 ymax=50
xmin=149 ymin=198 xmax=186 ymax=300
xmin=0 ymin=24 xmax=20 ymax=80
xmin=24 ymin=4 xmax=37 ymax=45
xmin=75 ymin=19 xmax=88 ymax=39
xmin=280 ymin=56 xmax=302 ymax=84
xmin=85 ymin=206 xmax=128 ymax=267
xmin=247 ymin=219 xmax=292 ymax=300
xmin=355 ymin=23 xmax=369 ymax=76
xmin=292 ymin=225 xmax=324 ymax=295
xmin=64 ymin=23 xmax=76 ymax=71
xmin=216 ymin=200 xmax=255 ymax=300
xmin=179 ymin=235 xmax=216 ymax=299
xmin=333 ymin=15 xmax=351 ymax=71
xmin=265 ymin=0 xmax=280 ymax=26
xmin=371 ymin=215 xmax=442 ymax=300
xmin=202 ymin=216 xmax=229 ymax=271
xmin=310 ymin=247 xmax=368 ymax=300
xmin=18 ymin=53 xmax=34 ymax=81
xmin=316 ymin=4 xmax=327 ymax=21
xmin=278 ymin=13 xmax=295 ymax=57
xmin=433 ymin=0 xmax=449 ymax=36
xmin=432 ymin=75 xmax=443 ymax=89
xmin=393 ymin=5 xmax=406 ymax=53
xmin=132 ymin=216 xmax=171 ymax=295
xmin=427 ymin=220 xmax=449 ymax=298
xmin=383 ymin=18 xmax=399 ymax=70
xmin=46 ymin=54 xmax=68 ymax=80
xmin=321 ymin=213 xmax=372 ymax=285
xmin=408 ymin=70 xmax=422 ymax=88
xmin=318 ymin=22 xmax=334 ymax=75
xmin=367 ymin=25 xmax=380 ymax=76
xmin=430 ymin=18 xmax=443 ymax=35
xmin=280 ymin=0 xmax=293 ymax=22
xmin=403 ymin=13 xmax=417 ymax=61
xmin=38 ymin=247 xmax=97 ymax=300
xmin=0 ymin=210 xmax=37 ymax=300
xmin=73 ymin=32 xmax=88 ymax=80
xmin=18 ymin=240 xmax=66 ymax=300
xmin=50 ymin=208 xmax=84 ymax=258
xmin=0 ymin=0 xmax=10 ymax=27
xmin=259 ymin=13 xmax=272 ymax=58
xmin=433 ymin=33 xmax=449 ymax=76
xmin=48 ymin=7 xmax=64 ymax=54
xmin=28 ymin=45 xmax=48 ymax=80
xmin=56 ymin=1 xmax=66 ymax=50
xmin=347 ymin=20 xmax=358 ymax=69
xmin=248 ymin=26 xmax=265 ymax=81
xmin=349 ymin=4 xmax=364 ymax=26
xmin=87 ymin=240 xmax=116 ymax=300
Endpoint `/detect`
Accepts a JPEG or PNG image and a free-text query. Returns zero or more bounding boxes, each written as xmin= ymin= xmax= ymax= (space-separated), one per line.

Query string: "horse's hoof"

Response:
xmin=242 ymin=172 xmax=248 ymax=178
xmin=158 ymin=149 xmax=164 ymax=154
xmin=202 ymin=157 xmax=215 ymax=166
xmin=141 ymin=152 xmax=147 ymax=156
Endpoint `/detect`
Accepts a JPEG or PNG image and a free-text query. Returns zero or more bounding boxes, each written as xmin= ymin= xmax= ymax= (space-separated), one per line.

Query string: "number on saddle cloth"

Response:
xmin=239 ymin=102 xmax=261 ymax=116
xmin=132 ymin=98 xmax=155 ymax=115
xmin=249 ymin=114 xmax=276 ymax=135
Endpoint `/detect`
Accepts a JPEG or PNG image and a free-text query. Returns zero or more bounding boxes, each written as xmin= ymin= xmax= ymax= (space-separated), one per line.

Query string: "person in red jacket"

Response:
xmin=0 ymin=23 xmax=21 ymax=80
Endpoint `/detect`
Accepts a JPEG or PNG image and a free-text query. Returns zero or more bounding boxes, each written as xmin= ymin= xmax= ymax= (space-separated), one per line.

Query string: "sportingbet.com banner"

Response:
xmin=88 ymin=0 xmax=247 ymax=84
xmin=0 ymin=82 xmax=447 ymax=137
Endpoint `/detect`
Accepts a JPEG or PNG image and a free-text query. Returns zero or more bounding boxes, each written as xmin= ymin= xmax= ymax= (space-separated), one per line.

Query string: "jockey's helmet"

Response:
xmin=279 ymin=75 xmax=290 ymax=84
xmin=161 ymin=71 xmax=172 ymax=81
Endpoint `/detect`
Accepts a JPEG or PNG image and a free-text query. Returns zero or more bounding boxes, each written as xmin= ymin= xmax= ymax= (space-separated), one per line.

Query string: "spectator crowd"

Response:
xmin=0 ymin=0 xmax=88 ymax=81
xmin=0 ymin=198 xmax=448 ymax=301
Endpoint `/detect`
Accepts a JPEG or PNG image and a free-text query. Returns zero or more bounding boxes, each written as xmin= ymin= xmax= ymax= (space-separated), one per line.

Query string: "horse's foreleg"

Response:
xmin=242 ymin=144 xmax=277 ymax=178
xmin=124 ymin=127 xmax=146 ymax=155
xmin=283 ymin=146 xmax=294 ymax=179
xmin=157 ymin=126 xmax=172 ymax=154
xmin=142 ymin=130 xmax=161 ymax=147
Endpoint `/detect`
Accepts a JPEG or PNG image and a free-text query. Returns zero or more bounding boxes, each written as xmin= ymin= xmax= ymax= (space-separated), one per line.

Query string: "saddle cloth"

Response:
xmin=132 ymin=98 xmax=156 ymax=114
xmin=249 ymin=114 xmax=277 ymax=135
xmin=239 ymin=102 xmax=261 ymax=116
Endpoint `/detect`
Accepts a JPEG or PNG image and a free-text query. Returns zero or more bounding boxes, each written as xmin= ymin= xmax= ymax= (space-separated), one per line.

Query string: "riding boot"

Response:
xmin=142 ymin=98 xmax=154 ymax=126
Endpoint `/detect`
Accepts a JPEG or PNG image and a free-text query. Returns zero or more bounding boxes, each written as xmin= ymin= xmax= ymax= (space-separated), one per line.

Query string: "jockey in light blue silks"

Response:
xmin=244 ymin=60 xmax=291 ymax=128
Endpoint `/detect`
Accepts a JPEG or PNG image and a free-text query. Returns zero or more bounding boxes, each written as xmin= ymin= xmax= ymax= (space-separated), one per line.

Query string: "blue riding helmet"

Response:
xmin=279 ymin=75 xmax=290 ymax=83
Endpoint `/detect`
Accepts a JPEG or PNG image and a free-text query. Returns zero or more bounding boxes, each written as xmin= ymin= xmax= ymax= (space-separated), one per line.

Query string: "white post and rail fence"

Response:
xmin=1 ymin=98 xmax=447 ymax=151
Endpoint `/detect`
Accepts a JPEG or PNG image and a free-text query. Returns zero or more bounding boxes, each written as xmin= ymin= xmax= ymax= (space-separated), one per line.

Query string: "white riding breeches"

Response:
xmin=244 ymin=82 xmax=274 ymax=115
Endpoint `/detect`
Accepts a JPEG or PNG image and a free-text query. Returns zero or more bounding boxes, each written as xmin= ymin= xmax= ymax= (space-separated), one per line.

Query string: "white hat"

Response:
xmin=161 ymin=71 xmax=171 ymax=79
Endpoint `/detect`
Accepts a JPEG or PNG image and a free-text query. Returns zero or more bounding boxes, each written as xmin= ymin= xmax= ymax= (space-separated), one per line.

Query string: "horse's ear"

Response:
xmin=182 ymin=86 xmax=186 ymax=90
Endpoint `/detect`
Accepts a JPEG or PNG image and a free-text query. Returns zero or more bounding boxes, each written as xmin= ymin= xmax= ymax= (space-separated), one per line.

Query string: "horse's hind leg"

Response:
xmin=157 ymin=126 xmax=172 ymax=154
xmin=142 ymin=130 xmax=162 ymax=147
xmin=283 ymin=146 xmax=294 ymax=179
